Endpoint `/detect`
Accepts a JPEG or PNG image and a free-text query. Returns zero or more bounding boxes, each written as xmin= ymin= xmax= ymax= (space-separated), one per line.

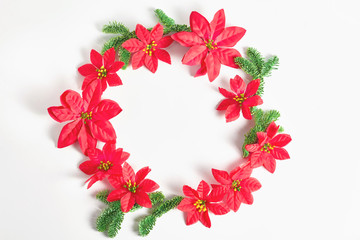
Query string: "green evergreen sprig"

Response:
xmin=138 ymin=196 xmax=184 ymax=236
xmin=234 ymin=48 xmax=279 ymax=96
xmin=95 ymin=190 xmax=165 ymax=238
xmin=101 ymin=9 xmax=190 ymax=69
xmin=242 ymin=108 xmax=283 ymax=157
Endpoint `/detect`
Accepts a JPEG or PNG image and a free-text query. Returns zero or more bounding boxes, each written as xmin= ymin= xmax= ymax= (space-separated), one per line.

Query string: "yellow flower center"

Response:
xmin=96 ymin=66 xmax=107 ymax=79
xmin=193 ymin=199 xmax=207 ymax=212
xmin=204 ymin=39 xmax=218 ymax=50
xmin=124 ymin=180 xmax=138 ymax=193
xmin=231 ymin=179 xmax=242 ymax=192
xmin=233 ymin=93 xmax=246 ymax=105
xmin=80 ymin=111 xmax=92 ymax=124
xmin=98 ymin=160 xmax=113 ymax=171
xmin=261 ymin=143 xmax=274 ymax=153
xmin=143 ymin=41 xmax=157 ymax=56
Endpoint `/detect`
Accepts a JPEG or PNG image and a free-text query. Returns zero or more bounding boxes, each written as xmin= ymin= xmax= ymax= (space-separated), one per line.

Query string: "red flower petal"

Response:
xmin=182 ymin=45 xmax=207 ymax=66
xmin=249 ymin=151 xmax=265 ymax=168
xmin=48 ymin=106 xmax=78 ymax=123
xmin=266 ymin=121 xmax=280 ymax=139
xmin=86 ymin=173 xmax=104 ymax=189
xmin=120 ymin=151 xmax=130 ymax=162
xmin=122 ymin=162 xmax=135 ymax=182
xmin=178 ymin=198 xmax=195 ymax=212
xmin=244 ymin=79 xmax=261 ymax=97
xmin=135 ymin=191 xmax=152 ymax=208
xmin=211 ymin=169 xmax=231 ymax=184
xmin=81 ymin=75 xmax=97 ymax=90
xmin=210 ymin=9 xmax=225 ymax=39
xmin=230 ymin=75 xmax=246 ymax=95
xmin=103 ymin=141 xmax=115 ymax=156
xmin=108 ymin=174 xmax=123 ymax=189
xmin=185 ymin=210 xmax=200 ymax=226
xmin=121 ymin=192 xmax=135 ymax=213
xmin=218 ymin=87 xmax=236 ymax=98
xmin=107 ymin=188 xmax=128 ymax=202
xmin=139 ymin=179 xmax=159 ymax=192
xmin=57 ymin=119 xmax=82 ymax=148
xmin=106 ymin=74 xmax=122 ymax=87
xmin=135 ymin=166 xmax=151 ymax=183
xmin=154 ymin=49 xmax=171 ymax=64
xmin=171 ymin=32 xmax=203 ymax=47
xmin=240 ymin=188 xmax=254 ymax=204
xmin=87 ymin=120 xmax=116 ymax=142
xmin=157 ymin=36 xmax=173 ymax=48
xmin=199 ymin=211 xmax=211 ymax=228
xmin=90 ymin=49 xmax=103 ymax=68
xmin=108 ymin=61 xmax=124 ymax=73
xmin=225 ymin=104 xmax=241 ymax=122
xmin=79 ymin=160 xmax=99 ymax=175
xmin=205 ymin=52 xmax=221 ymax=82
xmin=197 ymin=180 xmax=210 ymax=199
xmin=270 ymin=134 xmax=292 ymax=147
xmin=92 ymin=99 xmax=122 ymax=121
xmin=212 ymin=48 xmax=241 ymax=68
xmin=243 ymin=95 xmax=263 ymax=107
xmin=271 ymin=147 xmax=290 ymax=160
xmin=215 ymin=27 xmax=246 ymax=47
xmin=262 ymin=154 xmax=276 ymax=173
xmin=144 ymin=54 xmax=158 ymax=73
xmin=122 ymin=38 xmax=146 ymax=53
xmin=190 ymin=11 xmax=211 ymax=39
xmin=60 ymin=90 xmax=83 ymax=114
xmin=135 ymin=24 xmax=150 ymax=44
xmin=245 ymin=144 xmax=260 ymax=152
xmin=207 ymin=186 xmax=227 ymax=202
xmin=78 ymin=64 xmax=96 ymax=76
xmin=103 ymin=48 xmax=115 ymax=69
xmin=257 ymin=132 xmax=268 ymax=145
xmin=216 ymin=99 xmax=236 ymax=111
xmin=131 ymin=50 xmax=146 ymax=70
xmin=242 ymin=178 xmax=261 ymax=192
xmin=183 ymin=185 xmax=199 ymax=199
xmin=194 ymin=60 xmax=207 ymax=77
xmin=150 ymin=23 xmax=164 ymax=42
xmin=78 ymin=124 xmax=97 ymax=155
xmin=230 ymin=165 xmax=253 ymax=180
xmin=225 ymin=191 xmax=242 ymax=212
xmin=207 ymin=202 xmax=229 ymax=215
xmin=82 ymin=80 xmax=102 ymax=111
xmin=242 ymin=106 xmax=252 ymax=120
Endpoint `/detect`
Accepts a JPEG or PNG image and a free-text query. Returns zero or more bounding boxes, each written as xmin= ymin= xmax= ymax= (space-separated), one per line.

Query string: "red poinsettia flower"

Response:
xmin=177 ymin=180 xmax=229 ymax=228
xmin=78 ymin=48 xmax=124 ymax=91
xmin=107 ymin=162 xmax=159 ymax=213
xmin=122 ymin=23 xmax=173 ymax=73
xmin=245 ymin=121 xmax=292 ymax=173
xmin=217 ymin=75 xmax=263 ymax=122
xmin=79 ymin=142 xmax=130 ymax=188
xmin=48 ymin=81 xmax=122 ymax=154
xmin=172 ymin=9 xmax=245 ymax=82
xmin=211 ymin=164 xmax=261 ymax=212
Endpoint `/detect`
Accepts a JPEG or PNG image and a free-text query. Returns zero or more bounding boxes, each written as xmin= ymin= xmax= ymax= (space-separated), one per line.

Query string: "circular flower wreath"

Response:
xmin=48 ymin=9 xmax=292 ymax=237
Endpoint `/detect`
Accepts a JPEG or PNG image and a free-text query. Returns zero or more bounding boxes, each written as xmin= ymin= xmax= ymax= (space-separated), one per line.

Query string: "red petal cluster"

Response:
xmin=122 ymin=23 xmax=173 ymax=73
xmin=172 ymin=9 xmax=246 ymax=81
xmin=217 ymin=75 xmax=263 ymax=122
xmin=107 ymin=163 xmax=159 ymax=212
xmin=245 ymin=122 xmax=292 ymax=173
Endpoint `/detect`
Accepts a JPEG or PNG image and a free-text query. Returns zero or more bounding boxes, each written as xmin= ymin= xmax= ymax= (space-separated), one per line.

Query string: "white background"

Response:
xmin=0 ymin=0 xmax=359 ymax=239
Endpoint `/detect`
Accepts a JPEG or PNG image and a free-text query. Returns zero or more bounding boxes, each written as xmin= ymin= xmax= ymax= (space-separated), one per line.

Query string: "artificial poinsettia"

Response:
xmin=48 ymin=81 xmax=121 ymax=154
xmin=217 ymin=75 xmax=263 ymax=122
xmin=245 ymin=121 xmax=292 ymax=173
xmin=122 ymin=23 xmax=173 ymax=73
xmin=79 ymin=142 xmax=130 ymax=188
xmin=177 ymin=180 xmax=229 ymax=228
xmin=78 ymin=48 xmax=124 ymax=91
xmin=107 ymin=162 xmax=159 ymax=213
xmin=211 ymin=164 xmax=261 ymax=212
xmin=172 ymin=9 xmax=245 ymax=82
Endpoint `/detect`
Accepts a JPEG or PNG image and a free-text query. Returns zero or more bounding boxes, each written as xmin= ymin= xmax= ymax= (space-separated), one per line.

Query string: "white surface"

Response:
xmin=0 ymin=0 xmax=359 ymax=239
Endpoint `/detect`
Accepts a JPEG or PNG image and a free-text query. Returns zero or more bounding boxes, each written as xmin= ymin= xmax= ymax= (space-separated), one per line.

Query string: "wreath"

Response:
xmin=47 ymin=9 xmax=292 ymax=237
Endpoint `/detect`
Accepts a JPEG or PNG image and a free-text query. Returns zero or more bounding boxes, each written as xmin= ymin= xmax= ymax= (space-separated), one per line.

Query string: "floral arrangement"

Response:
xmin=48 ymin=9 xmax=292 ymax=237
